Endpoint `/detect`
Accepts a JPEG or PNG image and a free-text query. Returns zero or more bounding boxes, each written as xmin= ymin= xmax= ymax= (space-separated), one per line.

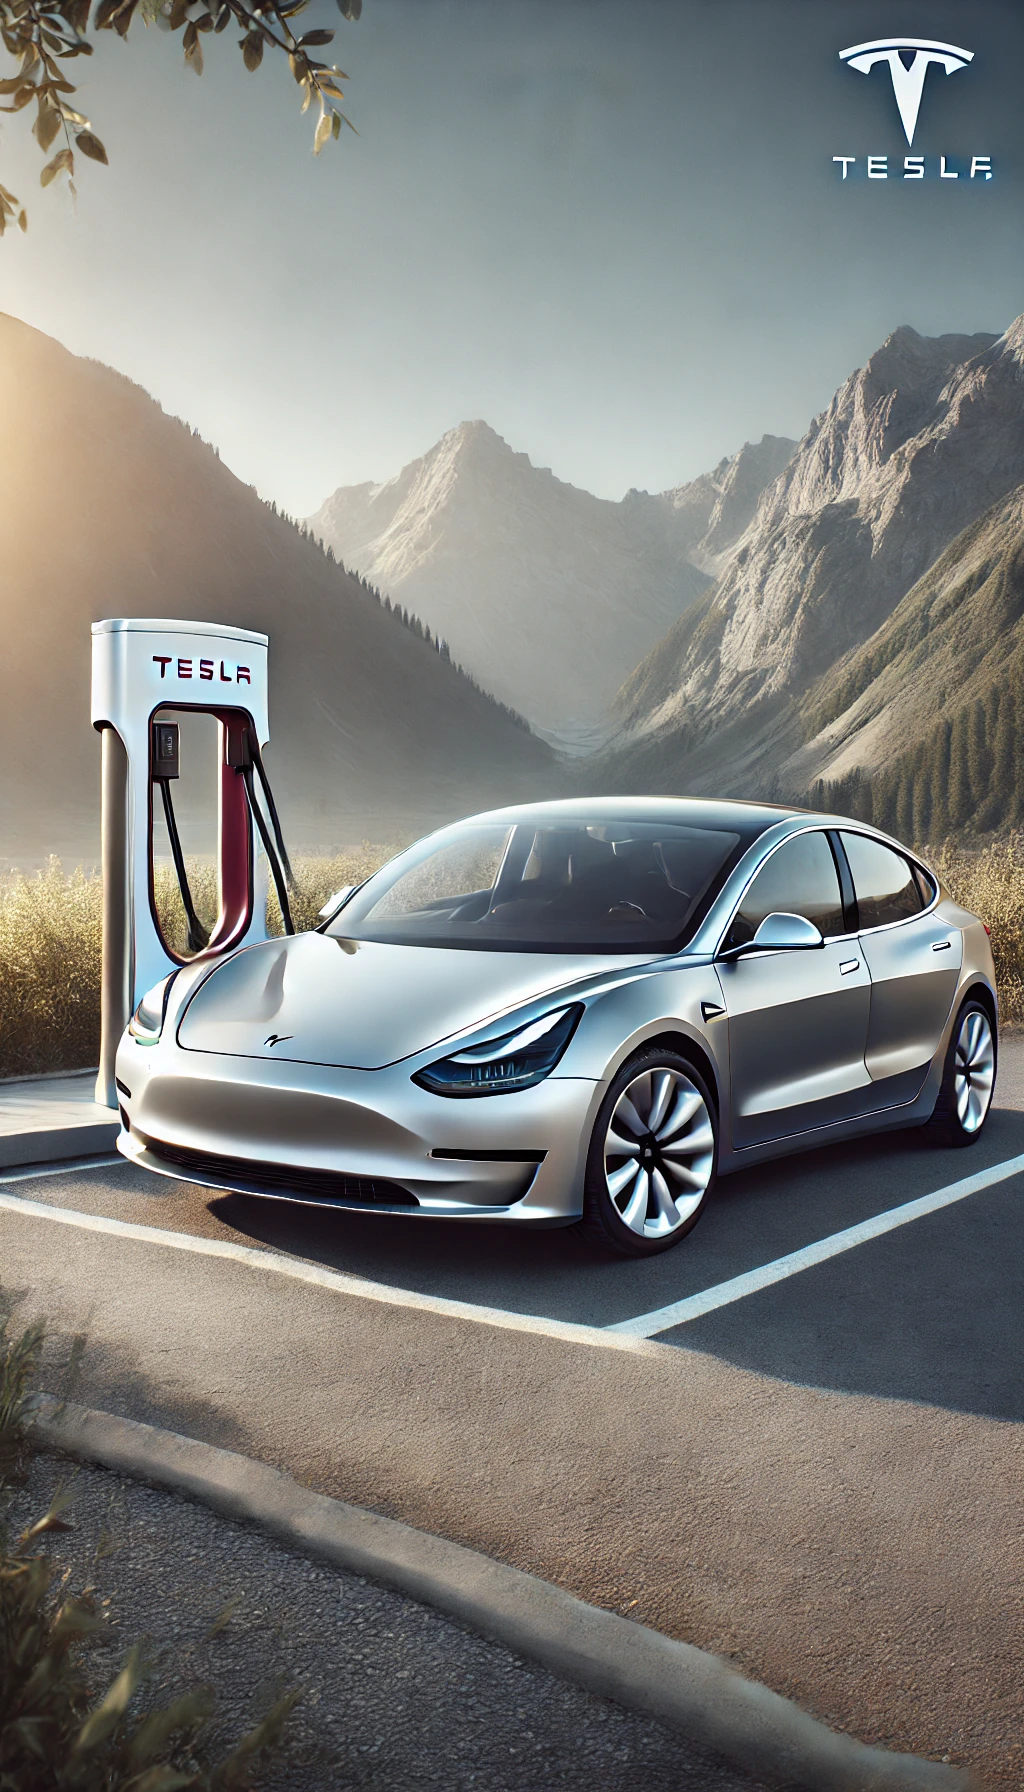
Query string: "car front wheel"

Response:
xmin=579 ymin=1048 xmax=718 ymax=1257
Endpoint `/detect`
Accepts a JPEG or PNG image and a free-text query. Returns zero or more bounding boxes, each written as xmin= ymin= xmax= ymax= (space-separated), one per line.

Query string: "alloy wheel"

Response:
xmin=954 ymin=1008 xmax=995 ymax=1134
xmin=603 ymin=1066 xmax=715 ymax=1240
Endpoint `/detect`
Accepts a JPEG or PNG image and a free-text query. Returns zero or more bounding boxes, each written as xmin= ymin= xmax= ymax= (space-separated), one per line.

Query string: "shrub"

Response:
xmin=0 ymin=1307 xmax=46 ymax=1482
xmin=265 ymin=846 xmax=401 ymax=937
xmin=0 ymin=860 xmax=102 ymax=1077
xmin=0 ymin=1499 xmax=297 ymax=1790
xmin=0 ymin=1310 xmax=296 ymax=1790
xmin=929 ymin=834 xmax=1024 ymax=1025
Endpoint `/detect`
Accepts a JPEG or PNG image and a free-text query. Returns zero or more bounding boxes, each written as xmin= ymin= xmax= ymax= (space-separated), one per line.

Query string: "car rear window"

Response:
xmin=840 ymin=833 xmax=924 ymax=930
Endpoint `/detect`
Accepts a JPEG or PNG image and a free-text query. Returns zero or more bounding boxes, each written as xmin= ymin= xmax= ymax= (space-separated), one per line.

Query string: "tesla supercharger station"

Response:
xmin=91 ymin=618 xmax=278 ymax=1109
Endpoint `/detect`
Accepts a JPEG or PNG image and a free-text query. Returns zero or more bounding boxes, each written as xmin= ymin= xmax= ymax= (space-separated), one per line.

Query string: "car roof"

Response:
xmin=461 ymin=795 xmax=807 ymax=834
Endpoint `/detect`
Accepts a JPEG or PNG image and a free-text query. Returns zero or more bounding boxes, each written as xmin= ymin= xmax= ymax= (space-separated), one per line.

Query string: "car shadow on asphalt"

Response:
xmin=203 ymin=1105 xmax=1024 ymax=1425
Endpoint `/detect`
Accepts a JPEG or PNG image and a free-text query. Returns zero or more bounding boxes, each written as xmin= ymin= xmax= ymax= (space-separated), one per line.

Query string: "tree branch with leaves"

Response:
xmin=0 ymin=0 xmax=361 ymax=233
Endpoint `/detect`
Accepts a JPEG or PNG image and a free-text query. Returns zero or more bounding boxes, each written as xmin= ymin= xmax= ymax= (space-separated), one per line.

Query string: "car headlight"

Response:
xmin=413 ymin=1004 xmax=583 ymax=1097
xmin=128 ymin=974 xmax=177 ymax=1045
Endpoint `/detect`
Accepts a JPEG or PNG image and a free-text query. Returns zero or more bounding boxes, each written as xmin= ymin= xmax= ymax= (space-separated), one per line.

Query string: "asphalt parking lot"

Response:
xmin=1 ymin=1045 xmax=1022 ymax=1785
xmin=8 ymin=1047 xmax=1022 ymax=1423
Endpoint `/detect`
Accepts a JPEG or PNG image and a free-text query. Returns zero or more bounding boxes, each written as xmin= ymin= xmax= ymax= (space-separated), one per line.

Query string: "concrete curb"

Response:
xmin=31 ymin=1398 xmax=979 ymax=1792
xmin=0 ymin=1125 xmax=119 ymax=1171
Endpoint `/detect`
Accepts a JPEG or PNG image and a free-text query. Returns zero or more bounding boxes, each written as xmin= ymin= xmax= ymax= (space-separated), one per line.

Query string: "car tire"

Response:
xmin=579 ymin=1048 xmax=718 ymax=1257
xmin=925 ymin=997 xmax=997 ymax=1147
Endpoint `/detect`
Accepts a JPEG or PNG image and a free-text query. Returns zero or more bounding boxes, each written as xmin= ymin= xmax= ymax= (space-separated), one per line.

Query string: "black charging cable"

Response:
xmin=234 ymin=727 xmax=295 ymax=936
xmin=248 ymin=729 xmax=295 ymax=887
xmin=241 ymin=764 xmax=294 ymax=935
xmin=156 ymin=778 xmax=211 ymax=954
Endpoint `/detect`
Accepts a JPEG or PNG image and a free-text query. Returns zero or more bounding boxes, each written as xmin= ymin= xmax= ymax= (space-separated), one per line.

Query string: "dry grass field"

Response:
xmin=1 ymin=837 xmax=1022 ymax=1079
xmin=0 ymin=847 xmax=396 ymax=1078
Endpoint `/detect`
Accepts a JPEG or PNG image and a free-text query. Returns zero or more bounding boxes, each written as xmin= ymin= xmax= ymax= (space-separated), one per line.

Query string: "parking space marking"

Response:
xmin=0 ymin=1156 xmax=124 ymax=1185
xmin=608 ymin=1153 xmax=1024 ymax=1338
xmin=3 ymin=1150 xmax=1021 ymax=1355
xmin=0 ymin=1190 xmax=659 ymax=1357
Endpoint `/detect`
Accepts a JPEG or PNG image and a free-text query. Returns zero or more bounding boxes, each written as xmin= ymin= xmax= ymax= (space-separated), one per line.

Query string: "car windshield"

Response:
xmin=326 ymin=815 xmax=744 ymax=952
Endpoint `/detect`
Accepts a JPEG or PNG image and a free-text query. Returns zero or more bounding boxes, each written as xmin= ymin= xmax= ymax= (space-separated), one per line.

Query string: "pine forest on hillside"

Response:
xmin=812 ymin=682 xmax=1024 ymax=843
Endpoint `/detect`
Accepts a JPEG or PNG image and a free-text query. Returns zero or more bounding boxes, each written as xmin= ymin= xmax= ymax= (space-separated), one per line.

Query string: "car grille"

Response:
xmin=138 ymin=1135 xmax=419 ymax=1207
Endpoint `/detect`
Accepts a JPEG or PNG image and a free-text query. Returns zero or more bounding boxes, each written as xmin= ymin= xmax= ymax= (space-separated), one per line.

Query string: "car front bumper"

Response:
xmin=114 ymin=1032 xmax=602 ymax=1224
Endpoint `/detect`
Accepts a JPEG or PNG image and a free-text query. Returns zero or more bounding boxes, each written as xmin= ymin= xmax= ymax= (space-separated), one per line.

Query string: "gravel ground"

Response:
xmin=4 ymin=1451 xmax=772 ymax=1792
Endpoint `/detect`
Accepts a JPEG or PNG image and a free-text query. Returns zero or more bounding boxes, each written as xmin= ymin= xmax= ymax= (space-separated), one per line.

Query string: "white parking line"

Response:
xmin=608 ymin=1153 xmax=1024 ymax=1338
xmin=0 ymin=1155 xmax=124 ymax=1185
xmin=0 ymin=1188 xmax=658 ymax=1356
xmin=1 ymin=1150 xmax=1020 ymax=1351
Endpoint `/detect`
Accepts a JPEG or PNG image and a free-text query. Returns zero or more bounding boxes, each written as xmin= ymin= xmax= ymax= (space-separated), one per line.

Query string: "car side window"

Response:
xmin=724 ymin=832 xmax=846 ymax=950
xmin=913 ymin=865 xmax=937 ymax=906
xmin=840 ymin=833 xmax=924 ymax=931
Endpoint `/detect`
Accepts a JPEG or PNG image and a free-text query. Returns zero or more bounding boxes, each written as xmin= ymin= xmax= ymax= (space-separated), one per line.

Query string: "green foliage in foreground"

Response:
xmin=1 ymin=0 xmax=362 ymax=236
xmin=0 ymin=1311 xmax=297 ymax=1789
xmin=1 ymin=833 xmax=1024 ymax=1080
xmin=0 ymin=1308 xmax=46 ymax=1482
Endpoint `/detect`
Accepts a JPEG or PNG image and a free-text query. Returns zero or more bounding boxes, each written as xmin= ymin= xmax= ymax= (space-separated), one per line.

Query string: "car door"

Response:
xmin=837 ymin=831 xmax=962 ymax=1097
xmin=717 ymin=829 xmax=873 ymax=1148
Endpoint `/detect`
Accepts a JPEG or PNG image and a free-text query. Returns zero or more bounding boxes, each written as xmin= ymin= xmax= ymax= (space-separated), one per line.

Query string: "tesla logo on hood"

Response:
xmin=839 ymin=38 xmax=972 ymax=146
xmin=264 ymin=1034 xmax=293 ymax=1047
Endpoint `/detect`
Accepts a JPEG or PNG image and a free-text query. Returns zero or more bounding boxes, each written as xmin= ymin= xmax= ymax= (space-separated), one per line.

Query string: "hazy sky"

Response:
xmin=1 ymin=0 xmax=1021 ymax=513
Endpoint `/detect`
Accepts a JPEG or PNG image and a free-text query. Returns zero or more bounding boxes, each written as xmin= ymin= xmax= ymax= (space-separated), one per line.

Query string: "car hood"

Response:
xmin=175 ymin=932 xmax=657 ymax=1070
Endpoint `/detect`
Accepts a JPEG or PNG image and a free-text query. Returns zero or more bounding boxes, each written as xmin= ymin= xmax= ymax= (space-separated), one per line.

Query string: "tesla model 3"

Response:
xmin=116 ymin=798 xmax=997 ymax=1257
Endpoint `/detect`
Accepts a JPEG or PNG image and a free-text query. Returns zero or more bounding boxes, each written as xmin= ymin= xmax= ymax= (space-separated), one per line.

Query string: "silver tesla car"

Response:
xmin=116 ymin=798 xmax=997 ymax=1257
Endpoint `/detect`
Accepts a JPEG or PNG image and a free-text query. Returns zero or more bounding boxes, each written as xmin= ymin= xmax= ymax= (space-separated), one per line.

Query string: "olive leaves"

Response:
xmin=0 ymin=0 xmax=360 ymax=231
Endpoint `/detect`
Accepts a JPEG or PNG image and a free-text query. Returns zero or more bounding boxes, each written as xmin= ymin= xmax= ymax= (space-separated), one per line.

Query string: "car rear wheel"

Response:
xmin=579 ymin=1049 xmax=718 ymax=1257
xmin=926 ymin=998 xmax=996 ymax=1147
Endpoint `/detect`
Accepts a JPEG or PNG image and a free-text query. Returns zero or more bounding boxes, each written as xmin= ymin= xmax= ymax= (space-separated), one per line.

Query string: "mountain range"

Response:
xmin=308 ymin=423 xmax=793 ymax=738
xmin=0 ymin=315 xmax=556 ymax=866
xmin=601 ymin=318 xmax=1024 ymax=837
xmin=5 ymin=307 xmax=1024 ymax=869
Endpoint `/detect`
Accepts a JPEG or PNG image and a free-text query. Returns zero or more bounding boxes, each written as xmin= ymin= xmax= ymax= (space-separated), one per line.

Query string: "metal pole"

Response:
xmin=95 ymin=725 xmax=130 ymax=1109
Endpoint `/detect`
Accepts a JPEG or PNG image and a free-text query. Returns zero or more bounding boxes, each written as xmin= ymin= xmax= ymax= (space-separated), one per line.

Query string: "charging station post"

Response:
xmin=91 ymin=618 xmax=273 ymax=1109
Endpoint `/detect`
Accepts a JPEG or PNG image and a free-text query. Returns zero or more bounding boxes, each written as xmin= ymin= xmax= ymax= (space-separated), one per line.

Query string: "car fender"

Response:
xmin=554 ymin=959 xmax=729 ymax=1142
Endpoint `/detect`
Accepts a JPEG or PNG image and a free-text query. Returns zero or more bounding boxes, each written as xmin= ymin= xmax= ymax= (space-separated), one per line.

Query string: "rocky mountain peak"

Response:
xmin=611 ymin=316 xmax=1024 ymax=793
xmin=308 ymin=423 xmax=712 ymax=732
xmin=775 ymin=327 xmax=999 ymax=519
xmin=996 ymin=312 xmax=1024 ymax=361
xmin=646 ymin=433 xmax=797 ymax=568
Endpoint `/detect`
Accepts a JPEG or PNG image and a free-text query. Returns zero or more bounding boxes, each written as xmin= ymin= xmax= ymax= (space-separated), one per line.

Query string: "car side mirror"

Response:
xmin=317 ymin=885 xmax=354 ymax=923
xmin=721 ymin=912 xmax=825 ymax=959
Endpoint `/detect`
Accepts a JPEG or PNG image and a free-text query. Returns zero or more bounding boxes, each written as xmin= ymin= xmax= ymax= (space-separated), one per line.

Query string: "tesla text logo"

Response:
xmin=153 ymin=655 xmax=251 ymax=684
xmin=834 ymin=37 xmax=991 ymax=183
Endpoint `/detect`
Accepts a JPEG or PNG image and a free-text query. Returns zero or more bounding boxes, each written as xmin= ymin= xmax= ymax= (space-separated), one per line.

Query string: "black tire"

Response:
xmin=925 ymin=997 xmax=997 ymax=1148
xmin=579 ymin=1047 xmax=718 ymax=1258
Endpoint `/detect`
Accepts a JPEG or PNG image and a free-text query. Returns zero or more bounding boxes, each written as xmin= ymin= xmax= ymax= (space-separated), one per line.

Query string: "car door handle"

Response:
xmin=932 ymin=939 xmax=952 ymax=952
xmin=839 ymin=959 xmax=860 ymax=975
